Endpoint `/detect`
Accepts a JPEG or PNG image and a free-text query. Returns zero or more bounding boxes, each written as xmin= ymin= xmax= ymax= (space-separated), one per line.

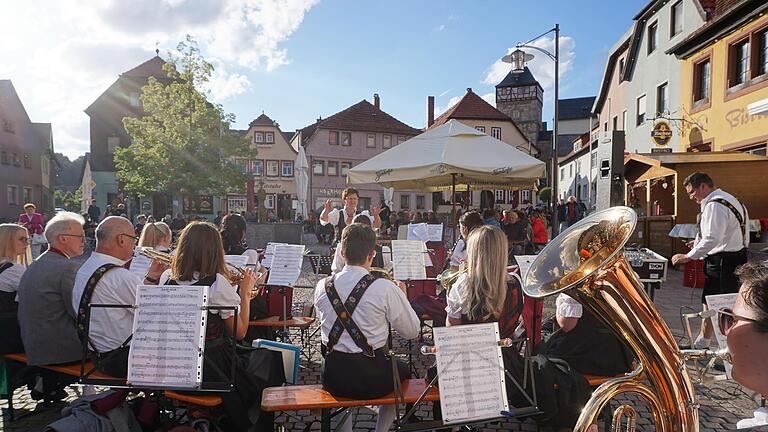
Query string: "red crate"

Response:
xmin=684 ymin=260 xmax=705 ymax=288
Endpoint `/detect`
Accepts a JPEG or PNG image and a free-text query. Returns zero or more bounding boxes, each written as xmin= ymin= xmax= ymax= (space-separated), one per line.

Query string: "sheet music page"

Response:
xmin=262 ymin=242 xmax=286 ymax=268
xmin=128 ymin=254 xmax=152 ymax=279
xmin=433 ymin=323 xmax=508 ymax=424
xmin=391 ymin=240 xmax=427 ymax=281
xmin=705 ymin=293 xmax=738 ymax=378
xmin=266 ymin=244 xmax=305 ymax=286
xmin=128 ymin=285 xmax=207 ymax=388
xmin=224 ymin=254 xmax=249 ymax=269
xmin=512 ymin=255 xmax=538 ymax=280
xmin=407 ymin=223 xmax=429 ymax=242
xmin=427 ymin=224 xmax=444 ymax=242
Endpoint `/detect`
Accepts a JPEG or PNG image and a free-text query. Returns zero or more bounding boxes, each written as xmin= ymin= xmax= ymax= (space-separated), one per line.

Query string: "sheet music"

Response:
xmin=427 ymin=224 xmax=444 ymax=242
xmin=407 ymin=223 xmax=429 ymax=242
xmin=128 ymin=254 xmax=152 ymax=279
xmin=433 ymin=323 xmax=508 ymax=424
xmin=391 ymin=240 xmax=427 ymax=281
xmin=266 ymin=244 xmax=305 ymax=286
xmin=128 ymin=285 xmax=207 ymax=388
xmin=513 ymin=255 xmax=538 ymax=280
xmin=705 ymin=293 xmax=738 ymax=378
xmin=262 ymin=242 xmax=286 ymax=268
xmin=224 ymin=254 xmax=249 ymax=269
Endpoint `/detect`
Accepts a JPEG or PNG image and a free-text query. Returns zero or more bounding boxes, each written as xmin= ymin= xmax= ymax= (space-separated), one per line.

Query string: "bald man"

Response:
xmin=72 ymin=216 xmax=165 ymax=377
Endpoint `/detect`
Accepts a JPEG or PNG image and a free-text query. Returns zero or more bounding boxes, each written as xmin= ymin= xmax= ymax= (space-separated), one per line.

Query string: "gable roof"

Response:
xmin=0 ymin=80 xmax=31 ymax=124
xmin=249 ymin=113 xmax=275 ymax=127
xmin=592 ymin=32 xmax=632 ymax=114
xmin=303 ymin=99 xmax=420 ymax=138
xmin=122 ymin=56 xmax=167 ymax=78
xmin=495 ymin=67 xmax=542 ymax=90
xmin=558 ymin=96 xmax=596 ymax=121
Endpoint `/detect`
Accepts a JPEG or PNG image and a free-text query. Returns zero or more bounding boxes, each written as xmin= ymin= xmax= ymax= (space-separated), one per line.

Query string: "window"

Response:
xmin=729 ymin=39 xmax=750 ymax=87
xmin=327 ymin=161 xmax=338 ymax=176
xmin=647 ymin=22 xmax=658 ymax=54
xmin=23 ymin=187 xmax=32 ymax=203
xmin=618 ymin=58 xmax=625 ymax=78
xmin=341 ymin=132 xmax=351 ymax=146
xmin=0 ymin=151 xmax=7 ymax=164
xmin=42 ymin=157 xmax=49 ymax=175
xmin=759 ymin=30 xmax=768 ymax=77
xmin=281 ymin=161 xmax=293 ymax=177
xmin=636 ymin=95 xmax=646 ymax=126
xmin=235 ymin=158 xmax=249 ymax=174
xmin=622 ymin=110 xmax=627 ymax=130
xmin=130 ymin=92 xmax=140 ymax=107
xmin=12 ymin=152 xmax=20 ymax=166
xmin=254 ymin=132 xmax=264 ymax=143
xmin=329 ymin=131 xmax=339 ymax=145
xmin=495 ymin=190 xmax=505 ymax=204
xmin=416 ymin=195 xmax=425 ymax=210
xmin=383 ymin=134 xmax=392 ymax=148
xmin=313 ymin=160 xmax=325 ymax=175
xmin=742 ymin=144 xmax=767 ymax=156
xmin=340 ymin=162 xmax=351 ymax=177
xmin=612 ymin=116 xmax=618 ymax=130
xmin=475 ymin=126 xmax=486 ymax=133
xmin=591 ymin=151 xmax=597 ymax=169
xmin=266 ymin=160 xmax=279 ymax=177
xmin=397 ymin=136 xmax=406 ymax=145
xmin=228 ymin=196 xmax=247 ymax=214
xmin=521 ymin=190 xmax=531 ymax=202
xmin=560 ymin=167 xmax=565 ymax=180
xmin=400 ymin=194 xmax=410 ymax=210
xmin=2 ymin=119 xmax=15 ymax=133
xmin=569 ymin=164 xmax=573 ymax=176
xmin=656 ymin=82 xmax=668 ymax=115
xmin=265 ymin=194 xmax=275 ymax=209
xmin=107 ymin=136 xmax=120 ymax=154
xmin=693 ymin=59 xmax=711 ymax=103
xmin=23 ymin=154 xmax=31 ymax=169
xmin=603 ymin=122 xmax=608 ymax=132
xmin=600 ymin=159 xmax=610 ymax=179
xmin=367 ymin=133 xmax=376 ymax=148
xmin=491 ymin=127 xmax=501 ymax=139
xmin=670 ymin=1 xmax=683 ymax=37
xmin=265 ymin=132 xmax=274 ymax=143
xmin=7 ymin=185 xmax=17 ymax=205
xmin=252 ymin=160 xmax=264 ymax=176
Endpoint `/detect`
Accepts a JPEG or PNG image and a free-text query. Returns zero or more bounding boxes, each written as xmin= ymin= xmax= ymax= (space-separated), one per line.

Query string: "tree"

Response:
xmin=54 ymin=187 xmax=82 ymax=211
xmin=116 ymin=36 xmax=255 ymax=197
xmin=538 ymin=187 xmax=552 ymax=205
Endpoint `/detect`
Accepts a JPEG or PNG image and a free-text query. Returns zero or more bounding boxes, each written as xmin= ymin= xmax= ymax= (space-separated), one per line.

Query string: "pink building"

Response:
xmin=292 ymin=94 xmax=428 ymax=213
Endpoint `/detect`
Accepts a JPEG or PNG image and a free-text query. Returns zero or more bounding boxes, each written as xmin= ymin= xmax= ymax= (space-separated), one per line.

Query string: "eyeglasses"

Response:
xmin=717 ymin=307 xmax=765 ymax=334
xmin=120 ymin=233 xmax=140 ymax=244
xmin=60 ymin=234 xmax=85 ymax=241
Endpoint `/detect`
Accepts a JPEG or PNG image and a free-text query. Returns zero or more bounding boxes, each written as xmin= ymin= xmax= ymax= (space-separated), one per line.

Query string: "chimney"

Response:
xmin=427 ymin=96 xmax=435 ymax=128
xmin=373 ymin=93 xmax=380 ymax=109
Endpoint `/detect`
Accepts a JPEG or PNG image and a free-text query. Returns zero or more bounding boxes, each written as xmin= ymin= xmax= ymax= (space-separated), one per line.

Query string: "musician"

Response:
xmin=315 ymin=223 xmax=420 ymax=432
xmin=319 ymin=187 xmax=381 ymax=245
xmin=70 ymin=216 xmax=164 ymax=377
xmin=448 ymin=210 xmax=484 ymax=270
xmin=138 ymin=221 xmax=172 ymax=251
xmin=159 ymin=221 xmax=272 ymax=431
xmin=331 ymin=214 xmax=391 ymax=273
xmin=219 ymin=213 xmax=260 ymax=268
xmin=0 ymin=224 xmax=30 ymax=353
xmin=672 ymin=172 xmax=749 ymax=349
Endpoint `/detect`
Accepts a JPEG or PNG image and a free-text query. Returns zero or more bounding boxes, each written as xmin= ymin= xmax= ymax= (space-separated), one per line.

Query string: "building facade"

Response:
xmin=557 ymin=135 xmax=592 ymax=204
xmin=0 ymin=80 xmax=55 ymax=221
xmin=294 ymin=95 xmax=427 ymax=213
xmin=670 ymin=0 xmax=768 ymax=154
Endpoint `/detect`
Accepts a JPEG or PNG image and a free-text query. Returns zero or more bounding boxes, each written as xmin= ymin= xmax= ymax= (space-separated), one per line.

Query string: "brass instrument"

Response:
xmin=137 ymin=247 xmax=250 ymax=287
xmin=522 ymin=207 xmax=699 ymax=431
xmin=369 ymin=267 xmax=395 ymax=281
xmin=436 ymin=262 xmax=466 ymax=293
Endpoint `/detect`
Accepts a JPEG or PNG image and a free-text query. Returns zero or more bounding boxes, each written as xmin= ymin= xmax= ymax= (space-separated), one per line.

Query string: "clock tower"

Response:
xmin=495 ymin=67 xmax=543 ymax=146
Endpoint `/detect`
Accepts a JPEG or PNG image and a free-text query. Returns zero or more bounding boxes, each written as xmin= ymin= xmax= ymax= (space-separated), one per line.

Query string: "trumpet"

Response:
xmin=369 ymin=267 xmax=395 ymax=281
xmin=437 ymin=262 xmax=466 ymax=293
xmin=137 ymin=247 xmax=248 ymax=283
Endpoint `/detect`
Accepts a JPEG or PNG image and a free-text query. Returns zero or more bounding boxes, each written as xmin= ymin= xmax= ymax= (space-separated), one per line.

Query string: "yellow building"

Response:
xmin=670 ymin=1 xmax=768 ymax=154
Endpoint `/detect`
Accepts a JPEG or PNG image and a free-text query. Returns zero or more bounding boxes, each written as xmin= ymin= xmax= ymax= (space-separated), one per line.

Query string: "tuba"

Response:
xmin=522 ymin=207 xmax=698 ymax=431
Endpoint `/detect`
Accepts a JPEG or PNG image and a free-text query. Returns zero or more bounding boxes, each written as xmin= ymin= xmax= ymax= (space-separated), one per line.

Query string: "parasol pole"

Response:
xmin=451 ymin=173 xmax=457 ymax=244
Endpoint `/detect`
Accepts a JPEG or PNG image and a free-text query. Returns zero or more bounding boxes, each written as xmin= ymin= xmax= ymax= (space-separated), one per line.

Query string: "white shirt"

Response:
xmin=320 ymin=208 xmax=373 ymax=227
xmin=0 ymin=260 xmax=25 ymax=294
xmin=72 ymin=252 xmax=141 ymax=353
xmin=331 ymin=245 xmax=392 ymax=273
xmin=314 ymin=265 xmax=420 ymax=352
xmin=555 ymin=293 xmax=582 ymax=319
xmin=159 ymin=270 xmax=240 ymax=320
xmin=687 ymin=188 xmax=749 ymax=260
xmin=449 ymin=239 xmax=467 ymax=268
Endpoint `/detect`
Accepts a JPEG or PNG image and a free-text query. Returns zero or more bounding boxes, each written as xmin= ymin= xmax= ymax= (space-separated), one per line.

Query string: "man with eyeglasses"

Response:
xmin=71 ymin=216 xmax=164 ymax=376
xmin=672 ymin=172 xmax=749 ymax=350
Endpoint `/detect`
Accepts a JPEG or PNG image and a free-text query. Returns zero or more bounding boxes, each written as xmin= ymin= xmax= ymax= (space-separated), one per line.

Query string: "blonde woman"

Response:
xmin=138 ymin=222 xmax=172 ymax=251
xmin=0 ymin=223 xmax=30 ymax=353
xmin=445 ymin=225 xmax=521 ymax=338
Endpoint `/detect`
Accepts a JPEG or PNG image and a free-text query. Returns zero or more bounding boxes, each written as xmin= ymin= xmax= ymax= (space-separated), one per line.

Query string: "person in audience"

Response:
xmin=18 ymin=203 xmax=46 ymax=258
xmin=134 ymin=214 xmax=146 ymax=236
xmin=331 ymin=215 xmax=392 ymax=273
xmin=482 ymin=208 xmax=501 ymax=228
xmin=502 ymin=210 xmax=525 ymax=256
xmin=17 ymin=212 xmax=85 ymax=399
xmin=0 ymin=223 xmax=31 ymax=353
xmin=138 ymin=221 xmax=172 ymax=251
xmin=315 ymin=223 xmax=420 ymax=432
xmin=385 ymin=213 xmax=399 ymax=238
xmin=220 ymin=213 xmax=260 ymax=267
xmin=530 ymin=210 xmax=548 ymax=253
xmin=71 ymin=216 xmax=164 ymax=377
xmin=449 ymin=211 xmax=484 ymax=270
xmin=160 ymin=221 xmax=272 ymax=431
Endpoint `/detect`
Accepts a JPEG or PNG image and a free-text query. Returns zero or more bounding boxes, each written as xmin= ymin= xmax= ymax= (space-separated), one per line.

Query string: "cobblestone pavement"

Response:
xmin=2 ymin=234 xmax=766 ymax=431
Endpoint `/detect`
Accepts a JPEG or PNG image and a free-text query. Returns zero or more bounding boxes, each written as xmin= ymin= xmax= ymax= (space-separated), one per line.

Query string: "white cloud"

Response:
xmin=0 ymin=0 xmax=318 ymax=159
xmin=480 ymin=92 xmax=495 ymax=108
xmin=435 ymin=95 xmax=462 ymax=117
xmin=483 ymin=35 xmax=576 ymax=93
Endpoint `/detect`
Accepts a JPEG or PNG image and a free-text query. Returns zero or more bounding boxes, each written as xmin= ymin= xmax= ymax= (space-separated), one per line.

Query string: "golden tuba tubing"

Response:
xmin=522 ymin=207 xmax=699 ymax=432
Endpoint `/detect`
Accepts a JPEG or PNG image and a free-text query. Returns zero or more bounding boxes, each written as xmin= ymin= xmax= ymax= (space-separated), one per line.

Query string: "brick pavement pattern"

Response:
xmin=1 ymin=234 xmax=764 ymax=431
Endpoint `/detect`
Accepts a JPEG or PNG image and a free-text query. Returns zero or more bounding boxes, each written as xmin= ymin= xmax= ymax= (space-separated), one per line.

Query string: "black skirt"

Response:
xmin=322 ymin=347 xmax=408 ymax=400
xmin=539 ymin=319 xmax=633 ymax=376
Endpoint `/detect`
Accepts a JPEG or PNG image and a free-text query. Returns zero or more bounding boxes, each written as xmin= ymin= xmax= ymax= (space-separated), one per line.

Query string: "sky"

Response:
xmin=1 ymin=0 xmax=644 ymax=160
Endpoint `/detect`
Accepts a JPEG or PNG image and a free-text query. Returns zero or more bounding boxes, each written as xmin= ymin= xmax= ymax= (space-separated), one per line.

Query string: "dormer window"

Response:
xmin=266 ymin=132 xmax=274 ymax=143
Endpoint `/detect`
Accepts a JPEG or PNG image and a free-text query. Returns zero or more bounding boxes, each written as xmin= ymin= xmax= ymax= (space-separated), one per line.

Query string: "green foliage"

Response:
xmin=116 ymin=35 xmax=255 ymax=197
xmin=54 ymin=187 xmax=82 ymax=211
xmin=538 ymin=187 xmax=552 ymax=204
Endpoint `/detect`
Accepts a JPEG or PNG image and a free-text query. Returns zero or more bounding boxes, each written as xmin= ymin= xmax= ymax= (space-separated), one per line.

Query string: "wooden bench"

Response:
xmin=582 ymin=373 xmax=627 ymax=387
xmin=261 ymin=378 xmax=440 ymax=432
xmin=249 ymin=316 xmax=315 ymax=328
xmin=165 ymin=390 xmax=223 ymax=408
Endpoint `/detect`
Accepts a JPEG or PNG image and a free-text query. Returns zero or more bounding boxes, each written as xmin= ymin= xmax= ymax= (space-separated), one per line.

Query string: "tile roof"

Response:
xmin=281 ymin=131 xmax=294 ymax=143
xmin=304 ymin=100 xmax=420 ymax=136
xmin=121 ymin=56 xmax=167 ymax=78
xmin=495 ymin=67 xmax=542 ymax=89
xmin=558 ymin=96 xmax=596 ymax=121
xmin=431 ymin=89 xmax=511 ymax=127
xmin=249 ymin=113 xmax=275 ymax=127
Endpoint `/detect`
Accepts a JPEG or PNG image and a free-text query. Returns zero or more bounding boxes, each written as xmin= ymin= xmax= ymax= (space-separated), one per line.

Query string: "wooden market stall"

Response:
xmin=623 ymin=152 xmax=768 ymax=257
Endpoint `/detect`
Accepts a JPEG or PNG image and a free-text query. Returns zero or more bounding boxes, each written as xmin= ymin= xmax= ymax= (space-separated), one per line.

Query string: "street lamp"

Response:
xmin=504 ymin=24 xmax=561 ymax=237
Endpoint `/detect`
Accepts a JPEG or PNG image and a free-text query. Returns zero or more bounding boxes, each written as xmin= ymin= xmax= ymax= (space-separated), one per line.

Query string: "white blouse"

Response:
xmin=449 ymin=239 xmax=467 ymax=268
xmin=159 ymin=270 xmax=241 ymax=319
xmin=556 ymin=293 xmax=583 ymax=319
xmin=0 ymin=260 xmax=25 ymax=294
